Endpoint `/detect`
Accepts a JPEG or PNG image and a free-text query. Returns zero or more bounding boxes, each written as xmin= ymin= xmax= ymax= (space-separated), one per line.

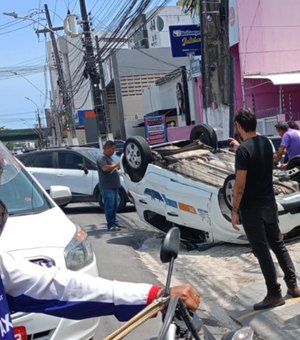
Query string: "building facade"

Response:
xmin=231 ymin=0 xmax=300 ymax=134
xmin=47 ymin=6 xmax=197 ymax=143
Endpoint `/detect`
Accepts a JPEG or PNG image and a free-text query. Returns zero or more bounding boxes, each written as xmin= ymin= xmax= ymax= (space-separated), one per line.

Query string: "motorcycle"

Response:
xmin=105 ymin=227 xmax=254 ymax=340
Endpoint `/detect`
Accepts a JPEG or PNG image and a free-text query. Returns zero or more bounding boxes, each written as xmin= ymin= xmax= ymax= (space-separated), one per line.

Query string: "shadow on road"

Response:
xmin=106 ymin=230 xmax=164 ymax=250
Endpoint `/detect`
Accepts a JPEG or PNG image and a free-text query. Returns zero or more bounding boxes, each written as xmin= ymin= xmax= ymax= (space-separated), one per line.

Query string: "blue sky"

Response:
xmin=0 ymin=0 xmax=178 ymax=130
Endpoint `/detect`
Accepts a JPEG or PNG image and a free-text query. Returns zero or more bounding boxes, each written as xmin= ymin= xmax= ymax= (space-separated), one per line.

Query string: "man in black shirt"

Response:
xmin=231 ymin=108 xmax=300 ymax=310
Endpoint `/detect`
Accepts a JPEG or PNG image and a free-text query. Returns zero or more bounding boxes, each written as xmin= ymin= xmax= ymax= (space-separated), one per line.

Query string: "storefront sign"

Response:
xmin=144 ymin=115 xmax=168 ymax=145
xmin=169 ymin=25 xmax=201 ymax=58
xmin=229 ymin=0 xmax=239 ymax=46
xmin=191 ymin=57 xmax=202 ymax=78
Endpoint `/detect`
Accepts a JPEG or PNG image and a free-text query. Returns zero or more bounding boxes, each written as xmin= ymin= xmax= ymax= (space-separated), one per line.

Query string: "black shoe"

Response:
xmin=117 ymin=224 xmax=126 ymax=229
xmin=253 ymin=295 xmax=285 ymax=310
xmin=287 ymin=286 xmax=300 ymax=298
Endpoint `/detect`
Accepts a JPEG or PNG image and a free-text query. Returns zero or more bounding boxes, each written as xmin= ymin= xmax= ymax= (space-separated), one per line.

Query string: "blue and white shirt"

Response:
xmin=0 ymin=251 xmax=160 ymax=339
xmin=0 ymin=276 xmax=13 ymax=340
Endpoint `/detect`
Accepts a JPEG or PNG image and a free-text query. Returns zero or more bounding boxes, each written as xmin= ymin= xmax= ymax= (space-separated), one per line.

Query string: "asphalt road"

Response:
xmin=63 ymin=202 xmax=300 ymax=340
xmin=64 ymin=203 xmax=164 ymax=339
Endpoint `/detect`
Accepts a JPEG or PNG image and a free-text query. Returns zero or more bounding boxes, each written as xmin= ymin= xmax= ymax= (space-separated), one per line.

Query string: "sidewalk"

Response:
xmin=118 ymin=212 xmax=300 ymax=339
xmin=228 ymin=277 xmax=300 ymax=340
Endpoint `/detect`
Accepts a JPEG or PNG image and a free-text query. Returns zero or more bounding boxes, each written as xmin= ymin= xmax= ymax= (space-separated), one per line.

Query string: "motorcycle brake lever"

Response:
xmin=177 ymin=300 xmax=202 ymax=340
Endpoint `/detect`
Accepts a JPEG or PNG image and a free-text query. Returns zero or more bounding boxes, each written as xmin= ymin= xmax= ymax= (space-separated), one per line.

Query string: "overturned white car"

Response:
xmin=121 ymin=124 xmax=300 ymax=245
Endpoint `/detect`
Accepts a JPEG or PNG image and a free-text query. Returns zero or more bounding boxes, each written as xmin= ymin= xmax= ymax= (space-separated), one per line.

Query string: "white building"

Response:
xmin=129 ymin=6 xmax=197 ymax=49
xmin=47 ymin=6 xmax=196 ymax=142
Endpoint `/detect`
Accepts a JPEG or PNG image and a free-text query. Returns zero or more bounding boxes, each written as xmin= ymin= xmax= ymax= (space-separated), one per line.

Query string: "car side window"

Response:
xmin=31 ymin=153 xmax=53 ymax=168
xmin=17 ymin=154 xmax=35 ymax=166
xmin=58 ymin=152 xmax=84 ymax=170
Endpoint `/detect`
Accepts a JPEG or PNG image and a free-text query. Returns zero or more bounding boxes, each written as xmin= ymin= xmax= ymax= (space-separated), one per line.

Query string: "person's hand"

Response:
xmin=280 ymin=163 xmax=287 ymax=170
xmin=159 ymin=284 xmax=200 ymax=311
xmin=115 ymin=162 xmax=120 ymax=170
xmin=228 ymin=138 xmax=240 ymax=153
xmin=231 ymin=210 xmax=240 ymax=231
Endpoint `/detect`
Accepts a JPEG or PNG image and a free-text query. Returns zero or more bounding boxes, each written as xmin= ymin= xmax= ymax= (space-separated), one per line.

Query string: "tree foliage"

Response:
xmin=178 ymin=0 xmax=198 ymax=16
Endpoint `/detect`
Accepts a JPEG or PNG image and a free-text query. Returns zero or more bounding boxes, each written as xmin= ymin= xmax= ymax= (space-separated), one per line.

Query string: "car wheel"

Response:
xmin=98 ymin=188 xmax=127 ymax=212
xmin=123 ymin=136 xmax=153 ymax=182
xmin=286 ymin=155 xmax=300 ymax=170
xmin=223 ymin=174 xmax=236 ymax=210
xmin=190 ymin=124 xmax=218 ymax=149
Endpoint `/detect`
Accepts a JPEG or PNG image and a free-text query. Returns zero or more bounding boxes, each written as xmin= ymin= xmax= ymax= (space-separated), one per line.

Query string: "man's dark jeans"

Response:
xmin=241 ymin=205 xmax=297 ymax=296
xmin=101 ymin=188 xmax=118 ymax=229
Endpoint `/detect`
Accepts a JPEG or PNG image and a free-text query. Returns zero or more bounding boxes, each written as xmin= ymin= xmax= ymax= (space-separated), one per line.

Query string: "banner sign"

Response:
xmin=144 ymin=115 xmax=168 ymax=145
xmin=191 ymin=57 xmax=202 ymax=78
xmin=229 ymin=0 xmax=239 ymax=46
xmin=169 ymin=25 xmax=201 ymax=58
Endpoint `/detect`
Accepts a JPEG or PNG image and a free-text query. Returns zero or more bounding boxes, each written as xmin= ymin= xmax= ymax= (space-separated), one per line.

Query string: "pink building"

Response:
xmin=232 ymin=0 xmax=300 ymax=134
xmin=162 ymin=0 xmax=300 ymax=142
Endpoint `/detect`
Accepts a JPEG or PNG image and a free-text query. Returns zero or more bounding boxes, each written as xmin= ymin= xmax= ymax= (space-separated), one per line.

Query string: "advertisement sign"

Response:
xmin=169 ymin=25 xmax=201 ymax=58
xmin=76 ymin=110 xmax=95 ymax=127
xmin=144 ymin=115 xmax=168 ymax=145
xmin=191 ymin=56 xmax=202 ymax=78
xmin=229 ymin=0 xmax=239 ymax=46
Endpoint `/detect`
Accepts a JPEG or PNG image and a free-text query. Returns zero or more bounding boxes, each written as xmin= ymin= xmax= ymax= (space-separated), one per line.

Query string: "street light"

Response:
xmin=11 ymin=71 xmax=46 ymax=97
xmin=24 ymin=96 xmax=42 ymax=126
xmin=24 ymin=97 xmax=43 ymax=148
xmin=5 ymin=9 xmax=79 ymax=145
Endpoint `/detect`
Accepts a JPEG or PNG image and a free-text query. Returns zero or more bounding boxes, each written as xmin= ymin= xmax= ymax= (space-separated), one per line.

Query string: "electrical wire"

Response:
xmin=0 ymin=22 xmax=34 ymax=36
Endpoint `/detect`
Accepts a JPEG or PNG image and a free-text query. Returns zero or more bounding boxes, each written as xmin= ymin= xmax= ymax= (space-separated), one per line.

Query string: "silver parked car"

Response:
xmin=16 ymin=147 xmax=129 ymax=211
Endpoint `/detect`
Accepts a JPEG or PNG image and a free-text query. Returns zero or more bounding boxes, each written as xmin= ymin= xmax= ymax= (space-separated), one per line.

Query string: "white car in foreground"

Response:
xmin=0 ymin=143 xmax=99 ymax=339
xmin=121 ymin=124 xmax=300 ymax=245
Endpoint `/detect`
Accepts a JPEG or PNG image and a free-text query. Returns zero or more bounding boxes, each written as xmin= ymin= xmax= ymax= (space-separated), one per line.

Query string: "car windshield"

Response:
xmin=76 ymin=148 xmax=120 ymax=163
xmin=0 ymin=166 xmax=52 ymax=216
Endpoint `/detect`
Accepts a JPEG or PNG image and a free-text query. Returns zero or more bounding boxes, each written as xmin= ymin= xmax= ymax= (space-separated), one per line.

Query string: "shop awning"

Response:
xmin=245 ymin=72 xmax=300 ymax=85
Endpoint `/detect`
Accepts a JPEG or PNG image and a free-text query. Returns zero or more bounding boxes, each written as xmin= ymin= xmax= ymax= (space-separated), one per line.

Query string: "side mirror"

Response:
xmin=49 ymin=185 xmax=72 ymax=206
xmin=160 ymin=227 xmax=180 ymax=263
xmin=78 ymin=163 xmax=88 ymax=174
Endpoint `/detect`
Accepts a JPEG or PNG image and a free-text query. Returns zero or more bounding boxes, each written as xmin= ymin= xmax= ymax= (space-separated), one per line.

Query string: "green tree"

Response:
xmin=178 ymin=0 xmax=199 ymax=16
xmin=5 ymin=142 xmax=14 ymax=150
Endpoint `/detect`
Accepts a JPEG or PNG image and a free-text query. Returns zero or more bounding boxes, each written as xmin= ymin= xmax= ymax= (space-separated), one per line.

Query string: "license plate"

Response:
xmin=14 ymin=326 xmax=27 ymax=340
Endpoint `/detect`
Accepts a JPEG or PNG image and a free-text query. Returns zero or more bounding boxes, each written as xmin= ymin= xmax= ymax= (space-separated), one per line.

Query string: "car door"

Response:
xmin=56 ymin=150 xmax=94 ymax=198
xmin=165 ymin=178 xmax=212 ymax=232
xmin=23 ymin=151 xmax=57 ymax=191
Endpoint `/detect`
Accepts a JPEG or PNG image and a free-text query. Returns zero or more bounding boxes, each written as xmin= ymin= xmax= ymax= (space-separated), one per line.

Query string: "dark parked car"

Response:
xmin=16 ymin=147 xmax=129 ymax=211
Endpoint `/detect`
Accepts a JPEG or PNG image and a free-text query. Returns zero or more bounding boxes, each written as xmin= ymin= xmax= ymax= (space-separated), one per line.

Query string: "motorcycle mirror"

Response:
xmin=160 ymin=227 xmax=180 ymax=263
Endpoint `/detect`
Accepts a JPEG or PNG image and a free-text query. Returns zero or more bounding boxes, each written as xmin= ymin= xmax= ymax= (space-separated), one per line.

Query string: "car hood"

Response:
xmin=0 ymin=206 xmax=76 ymax=252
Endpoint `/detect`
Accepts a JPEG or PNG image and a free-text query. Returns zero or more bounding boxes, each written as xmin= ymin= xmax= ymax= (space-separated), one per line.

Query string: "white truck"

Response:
xmin=120 ymin=124 xmax=300 ymax=245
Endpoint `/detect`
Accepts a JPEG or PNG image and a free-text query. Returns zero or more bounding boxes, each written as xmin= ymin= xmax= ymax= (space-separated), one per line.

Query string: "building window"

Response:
xmin=150 ymin=19 xmax=156 ymax=30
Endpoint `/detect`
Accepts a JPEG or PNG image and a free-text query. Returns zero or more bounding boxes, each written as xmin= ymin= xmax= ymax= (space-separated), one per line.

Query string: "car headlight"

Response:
xmin=64 ymin=224 xmax=94 ymax=270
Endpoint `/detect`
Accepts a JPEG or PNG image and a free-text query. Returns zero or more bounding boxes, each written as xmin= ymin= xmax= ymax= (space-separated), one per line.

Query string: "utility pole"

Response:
xmin=199 ymin=0 xmax=230 ymax=137
xmin=50 ymin=91 xmax=63 ymax=146
xmin=37 ymin=4 xmax=78 ymax=145
xmin=79 ymin=0 xmax=107 ymax=145
xmin=24 ymin=96 xmax=43 ymax=148
xmin=95 ymin=35 xmax=111 ymax=136
xmin=199 ymin=0 xmax=208 ymax=121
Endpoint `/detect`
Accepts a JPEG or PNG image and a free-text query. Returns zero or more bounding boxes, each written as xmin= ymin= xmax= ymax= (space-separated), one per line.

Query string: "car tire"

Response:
xmin=123 ymin=136 xmax=153 ymax=182
xmin=286 ymin=155 xmax=300 ymax=170
xmin=98 ymin=187 xmax=127 ymax=212
xmin=190 ymin=124 xmax=218 ymax=149
xmin=223 ymin=174 xmax=236 ymax=210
